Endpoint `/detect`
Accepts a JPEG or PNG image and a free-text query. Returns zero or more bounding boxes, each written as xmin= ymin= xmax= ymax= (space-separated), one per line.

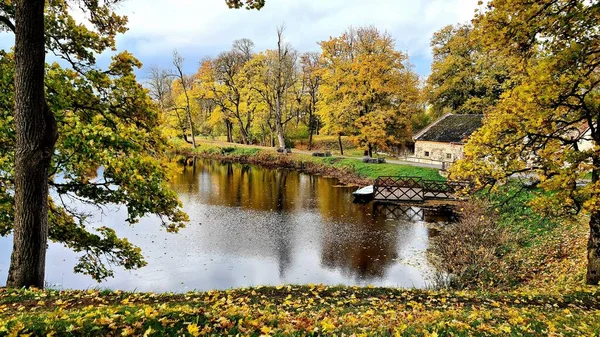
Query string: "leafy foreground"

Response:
xmin=1 ymin=286 xmax=600 ymax=336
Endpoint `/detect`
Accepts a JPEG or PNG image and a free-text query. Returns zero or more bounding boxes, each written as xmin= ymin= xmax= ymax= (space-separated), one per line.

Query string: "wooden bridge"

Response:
xmin=373 ymin=176 xmax=468 ymax=202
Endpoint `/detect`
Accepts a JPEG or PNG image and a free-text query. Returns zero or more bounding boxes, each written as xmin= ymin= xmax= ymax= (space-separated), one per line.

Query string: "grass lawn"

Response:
xmin=314 ymin=157 xmax=444 ymax=181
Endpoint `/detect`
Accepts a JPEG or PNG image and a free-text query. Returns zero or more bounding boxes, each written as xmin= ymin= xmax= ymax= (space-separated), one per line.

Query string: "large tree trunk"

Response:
xmin=337 ymin=134 xmax=344 ymax=156
xmin=276 ymin=125 xmax=285 ymax=149
xmin=7 ymin=0 xmax=58 ymax=288
xmin=236 ymin=116 xmax=249 ymax=145
xmin=226 ymin=120 xmax=233 ymax=143
xmin=308 ymin=112 xmax=314 ymax=151
xmin=587 ymin=167 xmax=600 ymax=285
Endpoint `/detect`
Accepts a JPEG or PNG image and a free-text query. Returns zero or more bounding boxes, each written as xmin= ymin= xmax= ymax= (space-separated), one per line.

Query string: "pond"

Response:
xmin=0 ymin=159 xmax=449 ymax=292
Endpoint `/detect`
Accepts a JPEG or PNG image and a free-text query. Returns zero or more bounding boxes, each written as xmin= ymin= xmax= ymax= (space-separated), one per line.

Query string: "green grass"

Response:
xmin=483 ymin=184 xmax=561 ymax=246
xmin=314 ymin=157 xmax=444 ymax=181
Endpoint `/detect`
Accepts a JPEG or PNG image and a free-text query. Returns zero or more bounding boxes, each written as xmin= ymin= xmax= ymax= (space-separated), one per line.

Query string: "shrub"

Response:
xmin=295 ymin=135 xmax=357 ymax=151
xmin=430 ymin=201 xmax=513 ymax=290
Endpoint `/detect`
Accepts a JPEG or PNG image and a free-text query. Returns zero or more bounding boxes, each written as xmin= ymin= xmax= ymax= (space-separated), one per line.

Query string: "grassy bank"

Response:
xmin=431 ymin=183 xmax=588 ymax=292
xmin=174 ymin=143 xmax=443 ymax=185
xmin=1 ymin=286 xmax=599 ymax=336
xmin=486 ymin=185 xmax=588 ymax=290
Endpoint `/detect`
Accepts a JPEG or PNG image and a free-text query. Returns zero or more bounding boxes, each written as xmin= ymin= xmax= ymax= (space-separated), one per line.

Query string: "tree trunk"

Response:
xmin=276 ymin=119 xmax=285 ymax=149
xmin=236 ymin=116 xmax=248 ymax=145
xmin=226 ymin=120 xmax=233 ymax=143
xmin=368 ymin=143 xmax=373 ymax=158
xmin=7 ymin=0 xmax=58 ymax=288
xmin=308 ymin=112 xmax=314 ymax=151
xmin=276 ymin=127 xmax=285 ymax=149
xmin=587 ymin=167 xmax=600 ymax=285
xmin=185 ymin=108 xmax=196 ymax=148
xmin=338 ymin=134 xmax=344 ymax=156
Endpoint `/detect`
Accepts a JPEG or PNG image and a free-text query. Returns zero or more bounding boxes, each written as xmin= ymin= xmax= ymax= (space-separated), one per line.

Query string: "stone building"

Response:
xmin=412 ymin=114 xmax=484 ymax=163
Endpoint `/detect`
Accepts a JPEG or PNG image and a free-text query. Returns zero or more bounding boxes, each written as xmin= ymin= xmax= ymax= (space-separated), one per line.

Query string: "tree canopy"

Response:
xmin=426 ymin=23 xmax=512 ymax=116
xmin=318 ymin=27 xmax=421 ymax=156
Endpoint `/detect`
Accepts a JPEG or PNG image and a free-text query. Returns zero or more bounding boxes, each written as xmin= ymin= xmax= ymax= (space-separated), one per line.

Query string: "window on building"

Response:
xmin=424 ymin=151 xmax=430 ymax=157
xmin=446 ymin=153 xmax=452 ymax=159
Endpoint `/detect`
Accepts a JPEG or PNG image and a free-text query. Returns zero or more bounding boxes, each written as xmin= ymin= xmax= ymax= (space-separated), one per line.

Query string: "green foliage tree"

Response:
xmin=426 ymin=24 xmax=511 ymax=116
xmin=0 ymin=0 xmax=263 ymax=288
xmin=450 ymin=0 xmax=600 ymax=285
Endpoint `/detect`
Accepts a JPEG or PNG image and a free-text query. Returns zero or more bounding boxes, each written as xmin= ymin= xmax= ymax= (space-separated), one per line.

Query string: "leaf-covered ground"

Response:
xmin=1 ymin=285 xmax=599 ymax=336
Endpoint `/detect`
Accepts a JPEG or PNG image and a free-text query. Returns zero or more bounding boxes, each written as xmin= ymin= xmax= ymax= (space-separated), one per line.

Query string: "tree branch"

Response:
xmin=0 ymin=15 xmax=15 ymax=33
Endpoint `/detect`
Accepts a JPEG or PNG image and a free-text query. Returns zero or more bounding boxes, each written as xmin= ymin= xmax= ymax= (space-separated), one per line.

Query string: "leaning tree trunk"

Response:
xmin=587 ymin=166 xmax=600 ymax=285
xmin=7 ymin=0 xmax=58 ymax=288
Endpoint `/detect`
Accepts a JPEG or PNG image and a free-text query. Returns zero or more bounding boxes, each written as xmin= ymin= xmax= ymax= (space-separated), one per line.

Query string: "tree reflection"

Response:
xmin=169 ymin=159 xmax=429 ymax=281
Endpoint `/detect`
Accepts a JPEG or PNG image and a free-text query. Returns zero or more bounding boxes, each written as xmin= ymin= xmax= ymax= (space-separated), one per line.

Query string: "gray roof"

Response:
xmin=414 ymin=113 xmax=484 ymax=144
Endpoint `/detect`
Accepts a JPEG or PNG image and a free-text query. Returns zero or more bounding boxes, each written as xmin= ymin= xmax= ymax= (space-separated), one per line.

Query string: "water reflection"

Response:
xmin=0 ymin=159 xmax=447 ymax=291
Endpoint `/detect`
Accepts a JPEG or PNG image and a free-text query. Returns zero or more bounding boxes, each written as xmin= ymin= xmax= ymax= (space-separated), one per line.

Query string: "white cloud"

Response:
xmin=114 ymin=0 xmax=480 ymax=75
xmin=0 ymin=0 xmax=481 ymax=76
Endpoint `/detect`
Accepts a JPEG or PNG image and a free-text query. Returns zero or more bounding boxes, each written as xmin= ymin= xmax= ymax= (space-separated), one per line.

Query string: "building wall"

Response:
xmin=578 ymin=129 xmax=594 ymax=151
xmin=414 ymin=140 xmax=465 ymax=162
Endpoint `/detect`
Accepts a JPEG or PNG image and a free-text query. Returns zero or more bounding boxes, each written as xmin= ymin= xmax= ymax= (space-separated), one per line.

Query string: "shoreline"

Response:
xmin=172 ymin=144 xmax=444 ymax=187
xmin=176 ymin=149 xmax=374 ymax=187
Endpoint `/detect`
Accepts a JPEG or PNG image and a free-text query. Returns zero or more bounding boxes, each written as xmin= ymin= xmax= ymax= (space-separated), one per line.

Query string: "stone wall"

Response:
xmin=414 ymin=140 xmax=464 ymax=163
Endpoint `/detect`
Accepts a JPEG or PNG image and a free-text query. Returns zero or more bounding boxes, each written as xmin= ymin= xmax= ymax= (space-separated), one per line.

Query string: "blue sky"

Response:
xmin=0 ymin=0 xmax=481 ymax=79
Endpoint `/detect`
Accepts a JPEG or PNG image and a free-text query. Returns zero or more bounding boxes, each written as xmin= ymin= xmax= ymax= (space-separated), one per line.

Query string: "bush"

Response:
xmin=295 ymin=135 xmax=357 ymax=151
xmin=286 ymin=124 xmax=310 ymax=140
xmin=430 ymin=201 xmax=512 ymax=290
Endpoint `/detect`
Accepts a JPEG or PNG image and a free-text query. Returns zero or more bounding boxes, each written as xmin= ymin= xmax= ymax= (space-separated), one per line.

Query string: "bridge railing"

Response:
xmin=374 ymin=176 xmax=469 ymax=202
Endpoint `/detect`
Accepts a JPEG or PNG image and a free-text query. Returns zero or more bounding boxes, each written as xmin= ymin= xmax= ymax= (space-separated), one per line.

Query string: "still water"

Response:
xmin=0 ymin=159 xmax=445 ymax=292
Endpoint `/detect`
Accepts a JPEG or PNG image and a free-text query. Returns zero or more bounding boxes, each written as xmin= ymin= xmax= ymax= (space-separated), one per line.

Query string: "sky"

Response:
xmin=0 ymin=0 xmax=481 ymax=79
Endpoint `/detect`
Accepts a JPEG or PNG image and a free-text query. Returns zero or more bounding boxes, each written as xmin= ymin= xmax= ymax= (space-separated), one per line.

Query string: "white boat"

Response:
xmin=353 ymin=185 xmax=374 ymax=196
xmin=353 ymin=185 xmax=374 ymax=203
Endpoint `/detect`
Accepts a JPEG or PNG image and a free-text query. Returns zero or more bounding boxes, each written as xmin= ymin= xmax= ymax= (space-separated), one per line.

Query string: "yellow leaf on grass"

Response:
xmin=187 ymin=323 xmax=200 ymax=337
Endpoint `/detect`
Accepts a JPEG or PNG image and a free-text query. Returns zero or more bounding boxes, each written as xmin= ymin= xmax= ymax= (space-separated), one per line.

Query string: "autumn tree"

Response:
xmin=198 ymin=39 xmax=256 ymax=144
xmin=244 ymin=27 xmax=299 ymax=149
xmin=450 ymin=0 xmax=600 ymax=285
xmin=148 ymin=66 xmax=174 ymax=112
xmin=299 ymin=52 xmax=322 ymax=150
xmin=426 ymin=24 xmax=512 ymax=117
xmin=172 ymin=51 xmax=198 ymax=148
xmin=148 ymin=66 xmax=190 ymax=140
xmin=319 ymin=26 xmax=420 ymax=157
xmin=0 ymin=0 xmax=262 ymax=288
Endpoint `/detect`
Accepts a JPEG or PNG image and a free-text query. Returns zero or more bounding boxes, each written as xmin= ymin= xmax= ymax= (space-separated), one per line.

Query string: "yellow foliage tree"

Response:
xmin=450 ymin=0 xmax=600 ymax=285
xmin=318 ymin=26 xmax=420 ymax=157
